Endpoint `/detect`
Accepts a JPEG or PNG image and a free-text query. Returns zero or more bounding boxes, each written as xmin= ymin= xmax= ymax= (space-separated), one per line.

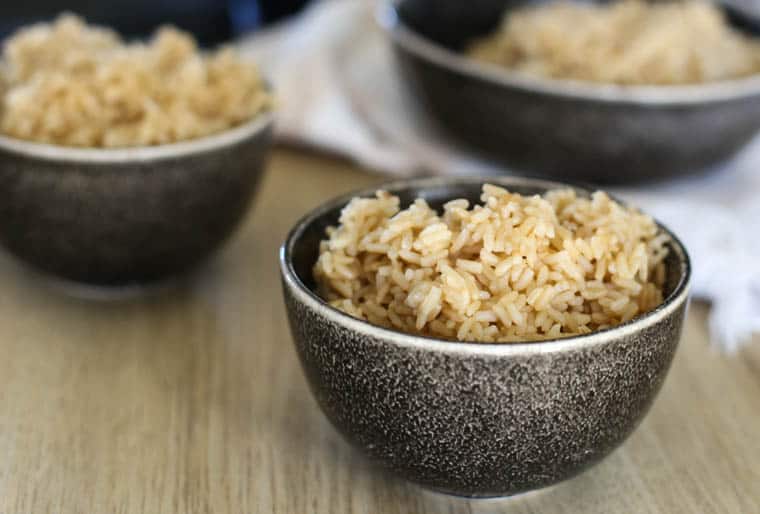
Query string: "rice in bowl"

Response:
xmin=0 ymin=14 xmax=272 ymax=147
xmin=468 ymin=0 xmax=760 ymax=86
xmin=314 ymin=184 xmax=668 ymax=342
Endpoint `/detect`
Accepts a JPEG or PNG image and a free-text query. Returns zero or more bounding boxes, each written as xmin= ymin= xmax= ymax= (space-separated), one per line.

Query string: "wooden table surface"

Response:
xmin=0 ymin=148 xmax=758 ymax=514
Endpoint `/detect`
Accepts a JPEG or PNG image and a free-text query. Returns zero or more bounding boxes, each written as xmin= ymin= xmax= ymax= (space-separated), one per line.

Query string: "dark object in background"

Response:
xmin=281 ymin=175 xmax=690 ymax=497
xmin=0 ymin=115 xmax=274 ymax=286
xmin=0 ymin=0 xmax=309 ymax=45
xmin=229 ymin=0 xmax=312 ymax=34
xmin=381 ymin=0 xmax=760 ymax=184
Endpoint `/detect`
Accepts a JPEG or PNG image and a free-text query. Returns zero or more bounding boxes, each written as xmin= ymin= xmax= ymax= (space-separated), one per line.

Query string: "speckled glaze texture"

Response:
xmin=382 ymin=0 xmax=760 ymax=183
xmin=280 ymin=176 xmax=691 ymax=497
xmin=0 ymin=116 xmax=273 ymax=285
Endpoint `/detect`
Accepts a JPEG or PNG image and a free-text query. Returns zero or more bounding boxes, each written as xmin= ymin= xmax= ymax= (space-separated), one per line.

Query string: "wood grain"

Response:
xmin=0 ymin=148 xmax=758 ymax=513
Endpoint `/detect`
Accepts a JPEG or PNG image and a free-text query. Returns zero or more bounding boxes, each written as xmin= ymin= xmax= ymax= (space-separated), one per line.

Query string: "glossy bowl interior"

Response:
xmin=381 ymin=0 xmax=760 ymax=183
xmin=0 ymin=112 xmax=274 ymax=286
xmin=281 ymin=176 xmax=691 ymax=497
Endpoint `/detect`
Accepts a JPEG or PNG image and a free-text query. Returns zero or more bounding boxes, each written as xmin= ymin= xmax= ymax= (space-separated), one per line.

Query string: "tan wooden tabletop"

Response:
xmin=0 ymin=148 xmax=758 ymax=514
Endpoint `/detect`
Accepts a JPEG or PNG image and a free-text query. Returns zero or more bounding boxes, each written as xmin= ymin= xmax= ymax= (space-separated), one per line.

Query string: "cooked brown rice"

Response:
xmin=467 ymin=0 xmax=760 ymax=85
xmin=0 ymin=14 xmax=272 ymax=147
xmin=314 ymin=185 xmax=668 ymax=342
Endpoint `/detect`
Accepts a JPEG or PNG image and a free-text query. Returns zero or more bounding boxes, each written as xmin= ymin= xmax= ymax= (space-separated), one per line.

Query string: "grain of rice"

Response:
xmin=314 ymin=185 xmax=668 ymax=342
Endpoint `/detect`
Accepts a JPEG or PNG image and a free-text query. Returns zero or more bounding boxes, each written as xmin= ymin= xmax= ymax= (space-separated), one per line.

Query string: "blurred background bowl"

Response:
xmin=380 ymin=0 xmax=760 ymax=183
xmin=0 ymin=113 xmax=274 ymax=286
xmin=281 ymin=176 xmax=691 ymax=497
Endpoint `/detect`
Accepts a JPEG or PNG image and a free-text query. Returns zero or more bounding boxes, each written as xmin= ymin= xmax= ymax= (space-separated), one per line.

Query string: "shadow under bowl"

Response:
xmin=380 ymin=0 xmax=760 ymax=183
xmin=0 ymin=113 xmax=274 ymax=286
xmin=280 ymin=175 xmax=691 ymax=497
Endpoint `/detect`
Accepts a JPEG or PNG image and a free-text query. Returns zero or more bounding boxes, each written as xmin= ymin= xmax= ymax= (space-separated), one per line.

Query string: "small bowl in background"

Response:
xmin=280 ymin=176 xmax=691 ymax=497
xmin=380 ymin=0 xmax=760 ymax=183
xmin=0 ymin=113 xmax=274 ymax=286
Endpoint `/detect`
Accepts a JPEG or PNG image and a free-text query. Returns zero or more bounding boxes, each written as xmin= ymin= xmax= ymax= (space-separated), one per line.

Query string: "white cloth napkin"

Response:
xmin=239 ymin=0 xmax=760 ymax=351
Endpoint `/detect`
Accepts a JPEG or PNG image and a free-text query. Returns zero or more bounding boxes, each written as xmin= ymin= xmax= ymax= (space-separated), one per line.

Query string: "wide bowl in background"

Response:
xmin=280 ymin=176 xmax=691 ymax=497
xmin=0 ymin=113 xmax=274 ymax=286
xmin=380 ymin=0 xmax=760 ymax=183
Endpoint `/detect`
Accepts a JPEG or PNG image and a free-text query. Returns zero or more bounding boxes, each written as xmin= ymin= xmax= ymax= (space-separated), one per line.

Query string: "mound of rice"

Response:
xmin=467 ymin=0 xmax=760 ymax=85
xmin=0 ymin=14 xmax=272 ymax=147
xmin=314 ymin=185 xmax=668 ymax=342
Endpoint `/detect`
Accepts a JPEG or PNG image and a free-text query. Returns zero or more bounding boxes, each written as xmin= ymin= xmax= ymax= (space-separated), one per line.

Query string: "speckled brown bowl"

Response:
xmin=280 ymin=176 xmax=691 ymax=498
xmin=0 ymin=113 xmax=273 ymax=286
xmin=380 ymin=0 xmax=760 ymax=183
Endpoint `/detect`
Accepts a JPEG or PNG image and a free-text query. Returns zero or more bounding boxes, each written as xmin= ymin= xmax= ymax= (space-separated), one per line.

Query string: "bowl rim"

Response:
xmin=378 ymin=0 xmax=760 ymax=106
xmin=280 ymin=175 xmax=692 ymax=356
xmin=0 ymin=110 xmax=275 ymax=163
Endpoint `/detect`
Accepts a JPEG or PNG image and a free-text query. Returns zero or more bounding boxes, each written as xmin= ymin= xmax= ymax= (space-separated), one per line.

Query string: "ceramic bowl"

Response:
xmin=380 ymin=0 xmax=760 ymax=183
xmin=0 ymin=113 xmax=274 ymax=285
xmin=280 ymin=176 xmax=691 ymax=497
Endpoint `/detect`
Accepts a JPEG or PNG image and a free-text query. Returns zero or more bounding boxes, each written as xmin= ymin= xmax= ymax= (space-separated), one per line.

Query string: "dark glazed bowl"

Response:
xmin=280 ymin=176 xmax=691 ymax=497
xmin=0 ymin=113 xmax=273 ymax=285
xmin=380 ymin=0 xmax=760 ymax=183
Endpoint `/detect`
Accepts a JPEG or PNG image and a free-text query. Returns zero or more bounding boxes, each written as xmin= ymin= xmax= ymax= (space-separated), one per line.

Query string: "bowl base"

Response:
xmin=0 ymin=246 xmax=192 ymax=301
xmin=418 ymin=479 xmax=560 ymax=500
xmin=40 ymin=274 xmax=186 ymax=301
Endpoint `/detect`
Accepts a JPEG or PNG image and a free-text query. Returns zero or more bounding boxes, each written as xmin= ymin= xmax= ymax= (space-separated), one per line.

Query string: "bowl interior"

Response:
xmin=394 ymin=0 xmax=760 ymax=53
xmin=287 ymin=177 xmax=688 ymax=331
